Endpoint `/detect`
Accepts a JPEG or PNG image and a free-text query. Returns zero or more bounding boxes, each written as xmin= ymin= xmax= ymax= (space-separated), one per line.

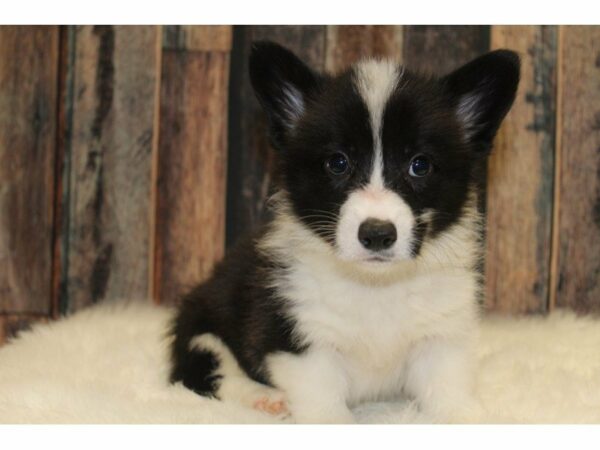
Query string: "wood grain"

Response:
xmin=552 ymin=26 xmax=600 ymax=313
xmin=155 ymin=46 xmax=231 ymax=304
xmin=0 ymin=26 xmax=59 ymax=314
xmin=59 ymin=26 xmax=161 ymax=312
xmin=163 ymin=25 xmax=232 ymax=52
xmin=0 ymin=314 xmax=48 ymax=346
xmin=485 ymin=26 xmax=557 ymax=314
xmin=226 ymin=26 xmax=327 ymax=247
xmin=325 ymin=26 xmax=403 ymax=72
xmin=52 ymin=26 xmax=74 ymax=317
xmin=403 ymin=26 xmax=490 ymax=74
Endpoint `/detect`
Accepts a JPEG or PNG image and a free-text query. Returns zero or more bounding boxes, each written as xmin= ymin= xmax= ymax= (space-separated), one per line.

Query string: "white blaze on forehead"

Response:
xmin=354 ymin=59 xmax=400 ymax=188
xmin=334 ymin=60 xmax=416 ymax=263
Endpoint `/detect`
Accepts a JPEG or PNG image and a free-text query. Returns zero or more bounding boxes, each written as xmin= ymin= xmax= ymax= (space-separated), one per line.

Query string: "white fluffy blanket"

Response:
xmin=1 ymin=302 xmax=599 ymax=424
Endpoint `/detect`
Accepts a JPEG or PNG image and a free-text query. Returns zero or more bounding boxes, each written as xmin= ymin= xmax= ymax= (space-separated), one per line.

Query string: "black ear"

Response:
xmin=249 ymin=41 xmax=321 ymax=149
xmin=443 ymin=49 xmax=520 ymax=152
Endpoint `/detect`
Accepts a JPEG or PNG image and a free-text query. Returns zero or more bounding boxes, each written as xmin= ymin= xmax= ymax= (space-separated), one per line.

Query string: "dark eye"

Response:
xmin=325 ymin=152 xmax=350 ymax=175
xmin=408 ymin=155 xmax=432 ymax=177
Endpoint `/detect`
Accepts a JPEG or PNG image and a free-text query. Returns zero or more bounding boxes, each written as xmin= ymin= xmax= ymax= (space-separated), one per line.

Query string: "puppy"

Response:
xmin=169 ymin=41 xmax=519 ymax=423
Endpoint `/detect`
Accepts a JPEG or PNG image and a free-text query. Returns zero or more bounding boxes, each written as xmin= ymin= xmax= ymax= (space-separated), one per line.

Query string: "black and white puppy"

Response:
xmin=170 ymin=41 xmax=520 ymax=423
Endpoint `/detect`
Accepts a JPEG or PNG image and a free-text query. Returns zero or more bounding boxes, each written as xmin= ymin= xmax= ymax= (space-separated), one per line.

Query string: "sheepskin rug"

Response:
xmin=0 ymin=302 xmax=599 ymax=424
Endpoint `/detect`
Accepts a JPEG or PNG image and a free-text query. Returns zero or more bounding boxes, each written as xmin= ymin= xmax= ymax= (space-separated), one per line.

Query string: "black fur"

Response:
xmin=169 ymin=42 xmax=520 ymax=398
xmin=170 ymin=231 xmax=304 ymax=394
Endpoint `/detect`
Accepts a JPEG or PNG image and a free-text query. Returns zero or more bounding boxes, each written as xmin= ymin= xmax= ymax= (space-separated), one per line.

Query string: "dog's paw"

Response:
xmin=217 ymin=375 xmax=290 ymax=418
xmin=248 ymin=386 xmax=289 ymax=418
xmin=253 ymin=395 xmax=289 ymax=416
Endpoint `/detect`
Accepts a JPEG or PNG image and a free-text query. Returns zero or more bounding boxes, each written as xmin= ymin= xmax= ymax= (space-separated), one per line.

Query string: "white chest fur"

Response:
xmin=260 ymin=201 xmax=481 ymax=406
xmin=277 ymin=252 xmax=479 ymax=403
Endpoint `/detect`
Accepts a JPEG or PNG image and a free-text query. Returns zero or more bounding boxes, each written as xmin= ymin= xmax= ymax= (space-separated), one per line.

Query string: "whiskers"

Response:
xmin=297 ymin=209 xmax=341 ymax=243
xmin=411 ymin=221 xmax=479 ymax=274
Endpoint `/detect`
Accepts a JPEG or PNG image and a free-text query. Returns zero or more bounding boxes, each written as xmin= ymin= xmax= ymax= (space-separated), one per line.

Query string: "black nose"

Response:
xmin=358 ymin=219 xmax=397 ymax=251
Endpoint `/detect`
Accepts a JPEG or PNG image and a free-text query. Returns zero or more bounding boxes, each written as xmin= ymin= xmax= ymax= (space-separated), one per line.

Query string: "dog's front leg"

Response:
xmin=404 ymin=337 xmax=480 ymax=423
xmin=266 ymin=348 xmax=355 ymax=424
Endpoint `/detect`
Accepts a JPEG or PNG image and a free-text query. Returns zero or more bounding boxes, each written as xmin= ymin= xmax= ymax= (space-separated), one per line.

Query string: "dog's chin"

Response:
xmin=359 ymin=255 xmax=413 ymax=271
xmin=334 ymin=248 xmax=415 ymax=277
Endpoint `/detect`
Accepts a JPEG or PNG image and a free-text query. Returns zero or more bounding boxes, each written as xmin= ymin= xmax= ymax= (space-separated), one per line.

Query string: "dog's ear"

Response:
xmin=442 ymin=49 xmax=520 ymax=153
xmin=249 ymin=41 xmax=321 ymax=149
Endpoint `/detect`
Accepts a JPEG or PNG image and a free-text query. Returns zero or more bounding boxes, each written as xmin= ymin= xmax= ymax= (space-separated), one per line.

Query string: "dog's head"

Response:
xmin=250 ymin=41 xmax=519 ymax=268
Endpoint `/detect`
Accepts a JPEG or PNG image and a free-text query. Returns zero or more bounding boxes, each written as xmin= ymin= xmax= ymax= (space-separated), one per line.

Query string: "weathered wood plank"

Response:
xmin=155 ymin=48 xmax=230 ymax=304
xmin=163 ymin=25 xmax=233 ymax=52
xmin=0 ymin=314 xmax=48 ymax=346
xmin=60 ymin=26 xmax=161 ymax=312
xmin=485 ymin=26 xmax=557 ymax=314
xmin=0 ymin=26 xmax=59 ymax=314
xmin=552 ymin=26 xmax=600 ymax=313
xmin=325 ymin=26 xmax=403 ymax=72
xmin=403 ymin=26 xmax=490 ymax=74
xmin=226 ymin=25 xmax=326 ymax=247
xmin=51 ymin=26 xmax=73 ymax=318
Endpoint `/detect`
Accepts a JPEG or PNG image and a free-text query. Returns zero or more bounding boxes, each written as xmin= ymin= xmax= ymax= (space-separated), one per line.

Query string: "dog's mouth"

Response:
xmin=366 ymin=256 xmax=388 ymax=262
xmin=363 ymin=254 xmax=394 ymax=264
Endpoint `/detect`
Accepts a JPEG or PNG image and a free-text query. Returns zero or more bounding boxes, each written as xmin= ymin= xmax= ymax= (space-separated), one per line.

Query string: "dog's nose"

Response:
xmin=358 ymin=219 xmax=397 ymax=251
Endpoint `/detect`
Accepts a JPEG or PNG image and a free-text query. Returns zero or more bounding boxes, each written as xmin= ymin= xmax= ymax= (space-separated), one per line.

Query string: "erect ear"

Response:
xmin=249 ymin=41 xmax=321 ymax=149
xmin=443 ymin=49 xmax=520 ymax=153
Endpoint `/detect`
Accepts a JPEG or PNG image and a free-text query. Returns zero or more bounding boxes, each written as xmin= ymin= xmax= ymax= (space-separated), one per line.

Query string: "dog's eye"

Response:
xmin=325 ymin=152 xmax=350 ymax=175
xmin=408 ymin=155 xmax=432 ymax=177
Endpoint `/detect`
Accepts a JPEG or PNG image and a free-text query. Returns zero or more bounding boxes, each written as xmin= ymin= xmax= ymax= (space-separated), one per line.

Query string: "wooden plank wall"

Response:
xmin=0 ymin=25 xmax=231 ymax=343
xmin=486 ymin=26 xmax=557 ymax=314
xmin=1 ymin=25 xmax=599 ymax=344
xmin=552 ymin=26 xmax=600 ymax=313
xmin=156 ymin=26 xmax=231 ymax=304
xmin=0 ymin=26 xmax=59 ymax=339
xmin=58 ymin=26 xmax=162 ymax=313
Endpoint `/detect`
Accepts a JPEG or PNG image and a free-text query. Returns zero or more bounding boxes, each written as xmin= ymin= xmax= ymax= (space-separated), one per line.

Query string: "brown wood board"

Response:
xmin=553 ymin=26 xmax=600 ymax=313
xmin=155 ymin=49 xmax=230 ymax=304
xmin=486 ymin=26 xmax=557 ymax=314
xmin=0 ymin=26 xmax=59 ymax=314
xmin=60 ymin=26 xmax=161 ymax=311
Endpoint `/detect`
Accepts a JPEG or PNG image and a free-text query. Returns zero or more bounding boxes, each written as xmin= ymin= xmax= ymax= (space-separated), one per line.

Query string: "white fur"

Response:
xmin=267 ymin=348 xmax=355 ymax=423
xmin=1 ymin=302 xmax=600 ymax=423
xmin=354 ymin=59 xmax=400 ymax=189
xmin=189 ymin=334 xmax=286 ymax=413
xmin=258 ymin=191 xmax=481 ymax=422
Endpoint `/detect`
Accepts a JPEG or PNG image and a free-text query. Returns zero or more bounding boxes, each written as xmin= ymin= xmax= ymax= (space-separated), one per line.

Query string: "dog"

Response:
xmin=169 ymin=41 xmax=520 ymax=423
